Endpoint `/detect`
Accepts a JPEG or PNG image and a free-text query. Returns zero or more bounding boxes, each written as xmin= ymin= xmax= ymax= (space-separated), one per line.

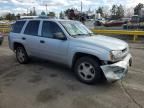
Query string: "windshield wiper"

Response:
xmin=72 ymin=34 xmax=89 ymax=37
xmin=88 ymin=33 xmax=95 ymax=36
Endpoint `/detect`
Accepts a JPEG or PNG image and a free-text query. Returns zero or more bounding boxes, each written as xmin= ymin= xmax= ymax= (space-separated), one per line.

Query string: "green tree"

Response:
xmin=65 ymin=9 xmax=71 ymax=16
xmin=5 ymin=13 xmax=11 ymax=20
xmin=96 ymin=7 xmax=104 ymax=17
xmin=0 ymin=16 xmax=3 ymax=20
xmin=134 ymin=3 xmax=144 ymax=15
xmin=33 ymin=9 xmax=37 ymax=16
xmin=11 ymin=14 xmax=16 ymax=20
xmin=41 ymin=11 xmax=46 ymax=16
xmin=29 ymin=10 xmax=33 ymax=16
xmin=59 ymin=11 xmax=64 ymax=19
xmin=116 ymin=5 xmax=124 ymax=19
xmin=5 ymin=13 xmax=16 ymax=20
xmin=111 ymin=5 xmax=117 ymax=16
xmin=111 ymin=4 xmax=124 ymax=19
xmin=48 ymin=12 xmax=55 ymax=17
xmin=64 ymin=9 xmax=76 ymax=20
xmin=16 ymin=13 xmax=20 ymax=20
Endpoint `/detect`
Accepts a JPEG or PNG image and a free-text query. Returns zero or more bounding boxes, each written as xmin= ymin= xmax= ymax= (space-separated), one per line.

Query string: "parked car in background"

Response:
xmin=122 ymin=18 xmax=131 ymax=23
xmin=94 ymin=18 xmax=106 ymax=26
xmin=123 ymin=15 xmax=144 ymax=30
xmin=0 ymin=32 xmax=4 ymax=45
xmin=9 ymin=19 xmax=132 ymax=84
xmin=103 ymin=20 xmax=126 ymax=27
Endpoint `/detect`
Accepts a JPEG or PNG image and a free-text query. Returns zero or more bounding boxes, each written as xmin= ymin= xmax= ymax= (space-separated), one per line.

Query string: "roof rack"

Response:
xmin=20 ymin=16 xmax=38 ymax=19
xmin=20 ymin=15 xmax=57 ymax=19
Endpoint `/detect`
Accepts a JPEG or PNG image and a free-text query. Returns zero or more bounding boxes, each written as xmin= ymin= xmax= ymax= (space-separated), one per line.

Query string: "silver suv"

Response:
xmin=9 ymin=19 xmax=132 ymax=84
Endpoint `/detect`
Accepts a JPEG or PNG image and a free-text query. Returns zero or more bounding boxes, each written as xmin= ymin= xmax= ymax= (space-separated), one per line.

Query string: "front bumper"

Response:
xmin=101 ymin=54 xmax=132 ymax=82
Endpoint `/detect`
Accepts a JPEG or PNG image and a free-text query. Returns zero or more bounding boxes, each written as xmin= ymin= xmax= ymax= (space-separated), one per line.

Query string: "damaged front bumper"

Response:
xmin=101 ymin=54 xmax=132 ymax=82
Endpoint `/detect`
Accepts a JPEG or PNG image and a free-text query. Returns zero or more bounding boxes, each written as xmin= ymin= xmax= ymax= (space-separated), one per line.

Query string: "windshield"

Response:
xmin=60 ymin=21 xmax=94 ymax=37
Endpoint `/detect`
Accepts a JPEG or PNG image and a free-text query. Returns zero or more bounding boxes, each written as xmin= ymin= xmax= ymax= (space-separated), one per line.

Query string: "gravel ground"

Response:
xmin=0 ymin=37 xmax=144 ymax=108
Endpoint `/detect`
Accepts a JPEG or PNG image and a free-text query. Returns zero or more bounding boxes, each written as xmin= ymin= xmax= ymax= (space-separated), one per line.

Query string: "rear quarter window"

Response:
xmin=12 ymin=21 xmax=26 ymax=33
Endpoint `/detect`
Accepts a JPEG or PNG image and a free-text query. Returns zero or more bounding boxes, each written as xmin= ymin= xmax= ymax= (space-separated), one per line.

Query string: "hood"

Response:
xmin=76 ymin=35 xmax=128 ymax=51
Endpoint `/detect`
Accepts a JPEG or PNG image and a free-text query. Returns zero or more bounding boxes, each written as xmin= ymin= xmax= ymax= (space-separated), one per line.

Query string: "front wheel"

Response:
xmin=74 ymin=56 xmax=102 ymax=84
xmin=16 ymin=46 xmax=29 ymax=64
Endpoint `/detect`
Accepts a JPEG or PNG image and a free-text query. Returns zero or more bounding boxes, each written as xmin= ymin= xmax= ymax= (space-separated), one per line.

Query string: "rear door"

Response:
xmin=21 ymin=20 xmax=42 ymax=57
xmin=9 ymin=21 xmax=26 ymax=50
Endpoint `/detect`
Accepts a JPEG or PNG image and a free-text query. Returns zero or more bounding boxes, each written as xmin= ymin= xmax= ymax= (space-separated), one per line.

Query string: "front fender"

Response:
xmin=68 ymin=46 xmax=109 ymax=67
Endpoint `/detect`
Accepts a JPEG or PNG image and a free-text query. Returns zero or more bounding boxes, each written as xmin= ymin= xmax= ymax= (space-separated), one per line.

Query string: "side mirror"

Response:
xmin=53 ymin=32 xmax=67 ymax=40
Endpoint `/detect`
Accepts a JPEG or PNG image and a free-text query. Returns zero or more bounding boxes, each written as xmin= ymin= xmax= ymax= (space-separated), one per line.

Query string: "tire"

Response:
xmin=74 ymin=56 xmax=102 ymax=84
xmin=0 ymin=39 xmax=3 ymax=45
xmin=0 ymin=41 xmax=2 ymax=45
xmin=16 ymin=46 xmax=29 ymax=64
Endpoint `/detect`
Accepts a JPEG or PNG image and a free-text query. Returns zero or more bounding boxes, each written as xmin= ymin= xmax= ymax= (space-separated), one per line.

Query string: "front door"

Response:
xmin=39 ymin=21 xmax=69 ymax=63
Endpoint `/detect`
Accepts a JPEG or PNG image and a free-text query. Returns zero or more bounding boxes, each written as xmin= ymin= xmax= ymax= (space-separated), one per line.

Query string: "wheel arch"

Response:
xmin=72 ymin=52 xmax=102 ymax=68
xmin=13 ymin=42 xmax=25 ymax=51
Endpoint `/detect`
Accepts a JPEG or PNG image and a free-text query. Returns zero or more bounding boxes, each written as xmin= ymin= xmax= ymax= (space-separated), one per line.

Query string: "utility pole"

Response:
xmin=45 ymin=4 xmax=48 ymax=15
xmin=81 ymin=1 xmax=83 ymax=13
xmin=33 ymin=7 xmax=35 ymax=12
xmin=27 ymin=8 xmax=28 ymax=16
xmin=33 ymin=7 xmax=36 ymax=15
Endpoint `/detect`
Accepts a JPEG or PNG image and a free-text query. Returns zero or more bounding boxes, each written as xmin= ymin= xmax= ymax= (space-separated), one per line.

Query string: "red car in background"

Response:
xmin=103 ymin=20 xmax=126 ymax=27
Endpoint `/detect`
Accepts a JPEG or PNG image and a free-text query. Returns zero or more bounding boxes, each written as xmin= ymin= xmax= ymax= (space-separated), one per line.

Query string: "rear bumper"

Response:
xmin=101 ymin=54 xmax=132 ymax=82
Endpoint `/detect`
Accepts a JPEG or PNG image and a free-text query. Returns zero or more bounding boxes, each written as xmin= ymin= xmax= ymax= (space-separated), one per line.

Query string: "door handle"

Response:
xmin=40 ymin=40 xmax=45 ymax=43
xmin=22 ymin=37 xmax=26 ymax=40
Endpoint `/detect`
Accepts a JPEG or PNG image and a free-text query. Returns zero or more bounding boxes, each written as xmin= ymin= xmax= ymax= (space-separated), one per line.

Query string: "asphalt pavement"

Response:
xmin=0 ymin=37 xmax=144 ymax=108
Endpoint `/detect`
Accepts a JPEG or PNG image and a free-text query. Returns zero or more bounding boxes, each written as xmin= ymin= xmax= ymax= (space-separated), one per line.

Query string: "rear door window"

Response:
xmin=24 ymin=21 xmax=40 ymax=36
xmin=12 ymin=21 xmax=26 ymax=33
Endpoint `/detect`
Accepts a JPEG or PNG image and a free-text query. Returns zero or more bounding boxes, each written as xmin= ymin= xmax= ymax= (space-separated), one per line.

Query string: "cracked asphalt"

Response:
xmin=0 ymin=37 xmax=144 ymax=108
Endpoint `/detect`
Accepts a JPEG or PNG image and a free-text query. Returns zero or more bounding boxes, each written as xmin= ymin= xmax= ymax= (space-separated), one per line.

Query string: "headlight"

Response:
xmin=110 ymin=50 xmax=123 ymax=61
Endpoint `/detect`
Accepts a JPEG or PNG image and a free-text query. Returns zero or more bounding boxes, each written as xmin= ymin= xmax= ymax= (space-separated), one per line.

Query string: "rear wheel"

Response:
xmin=74 ymin=56 xmax=102 ymax=84
xmin=16 ymin=46 xmax=29 ymax=64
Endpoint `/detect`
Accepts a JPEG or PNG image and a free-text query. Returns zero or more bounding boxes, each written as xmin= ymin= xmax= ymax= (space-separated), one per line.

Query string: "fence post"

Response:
xmin=133 ymin=35 xmax=138 ymax=42
xmin=2 ymin=29 xmax=4 ymax=33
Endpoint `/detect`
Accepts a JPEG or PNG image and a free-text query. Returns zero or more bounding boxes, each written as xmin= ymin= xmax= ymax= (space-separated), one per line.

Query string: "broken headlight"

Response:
xmin=110 ymin=50 xmax=123 ymax=62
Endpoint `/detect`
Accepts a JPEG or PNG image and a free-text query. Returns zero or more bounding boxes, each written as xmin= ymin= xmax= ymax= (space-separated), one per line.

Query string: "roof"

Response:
xmin=17 ymin=18 xmax=75 ymax=22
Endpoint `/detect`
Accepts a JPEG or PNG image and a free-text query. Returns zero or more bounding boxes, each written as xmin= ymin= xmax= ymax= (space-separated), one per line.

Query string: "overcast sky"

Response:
xmin=0 ymin=0 xmax=144 ymax=16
